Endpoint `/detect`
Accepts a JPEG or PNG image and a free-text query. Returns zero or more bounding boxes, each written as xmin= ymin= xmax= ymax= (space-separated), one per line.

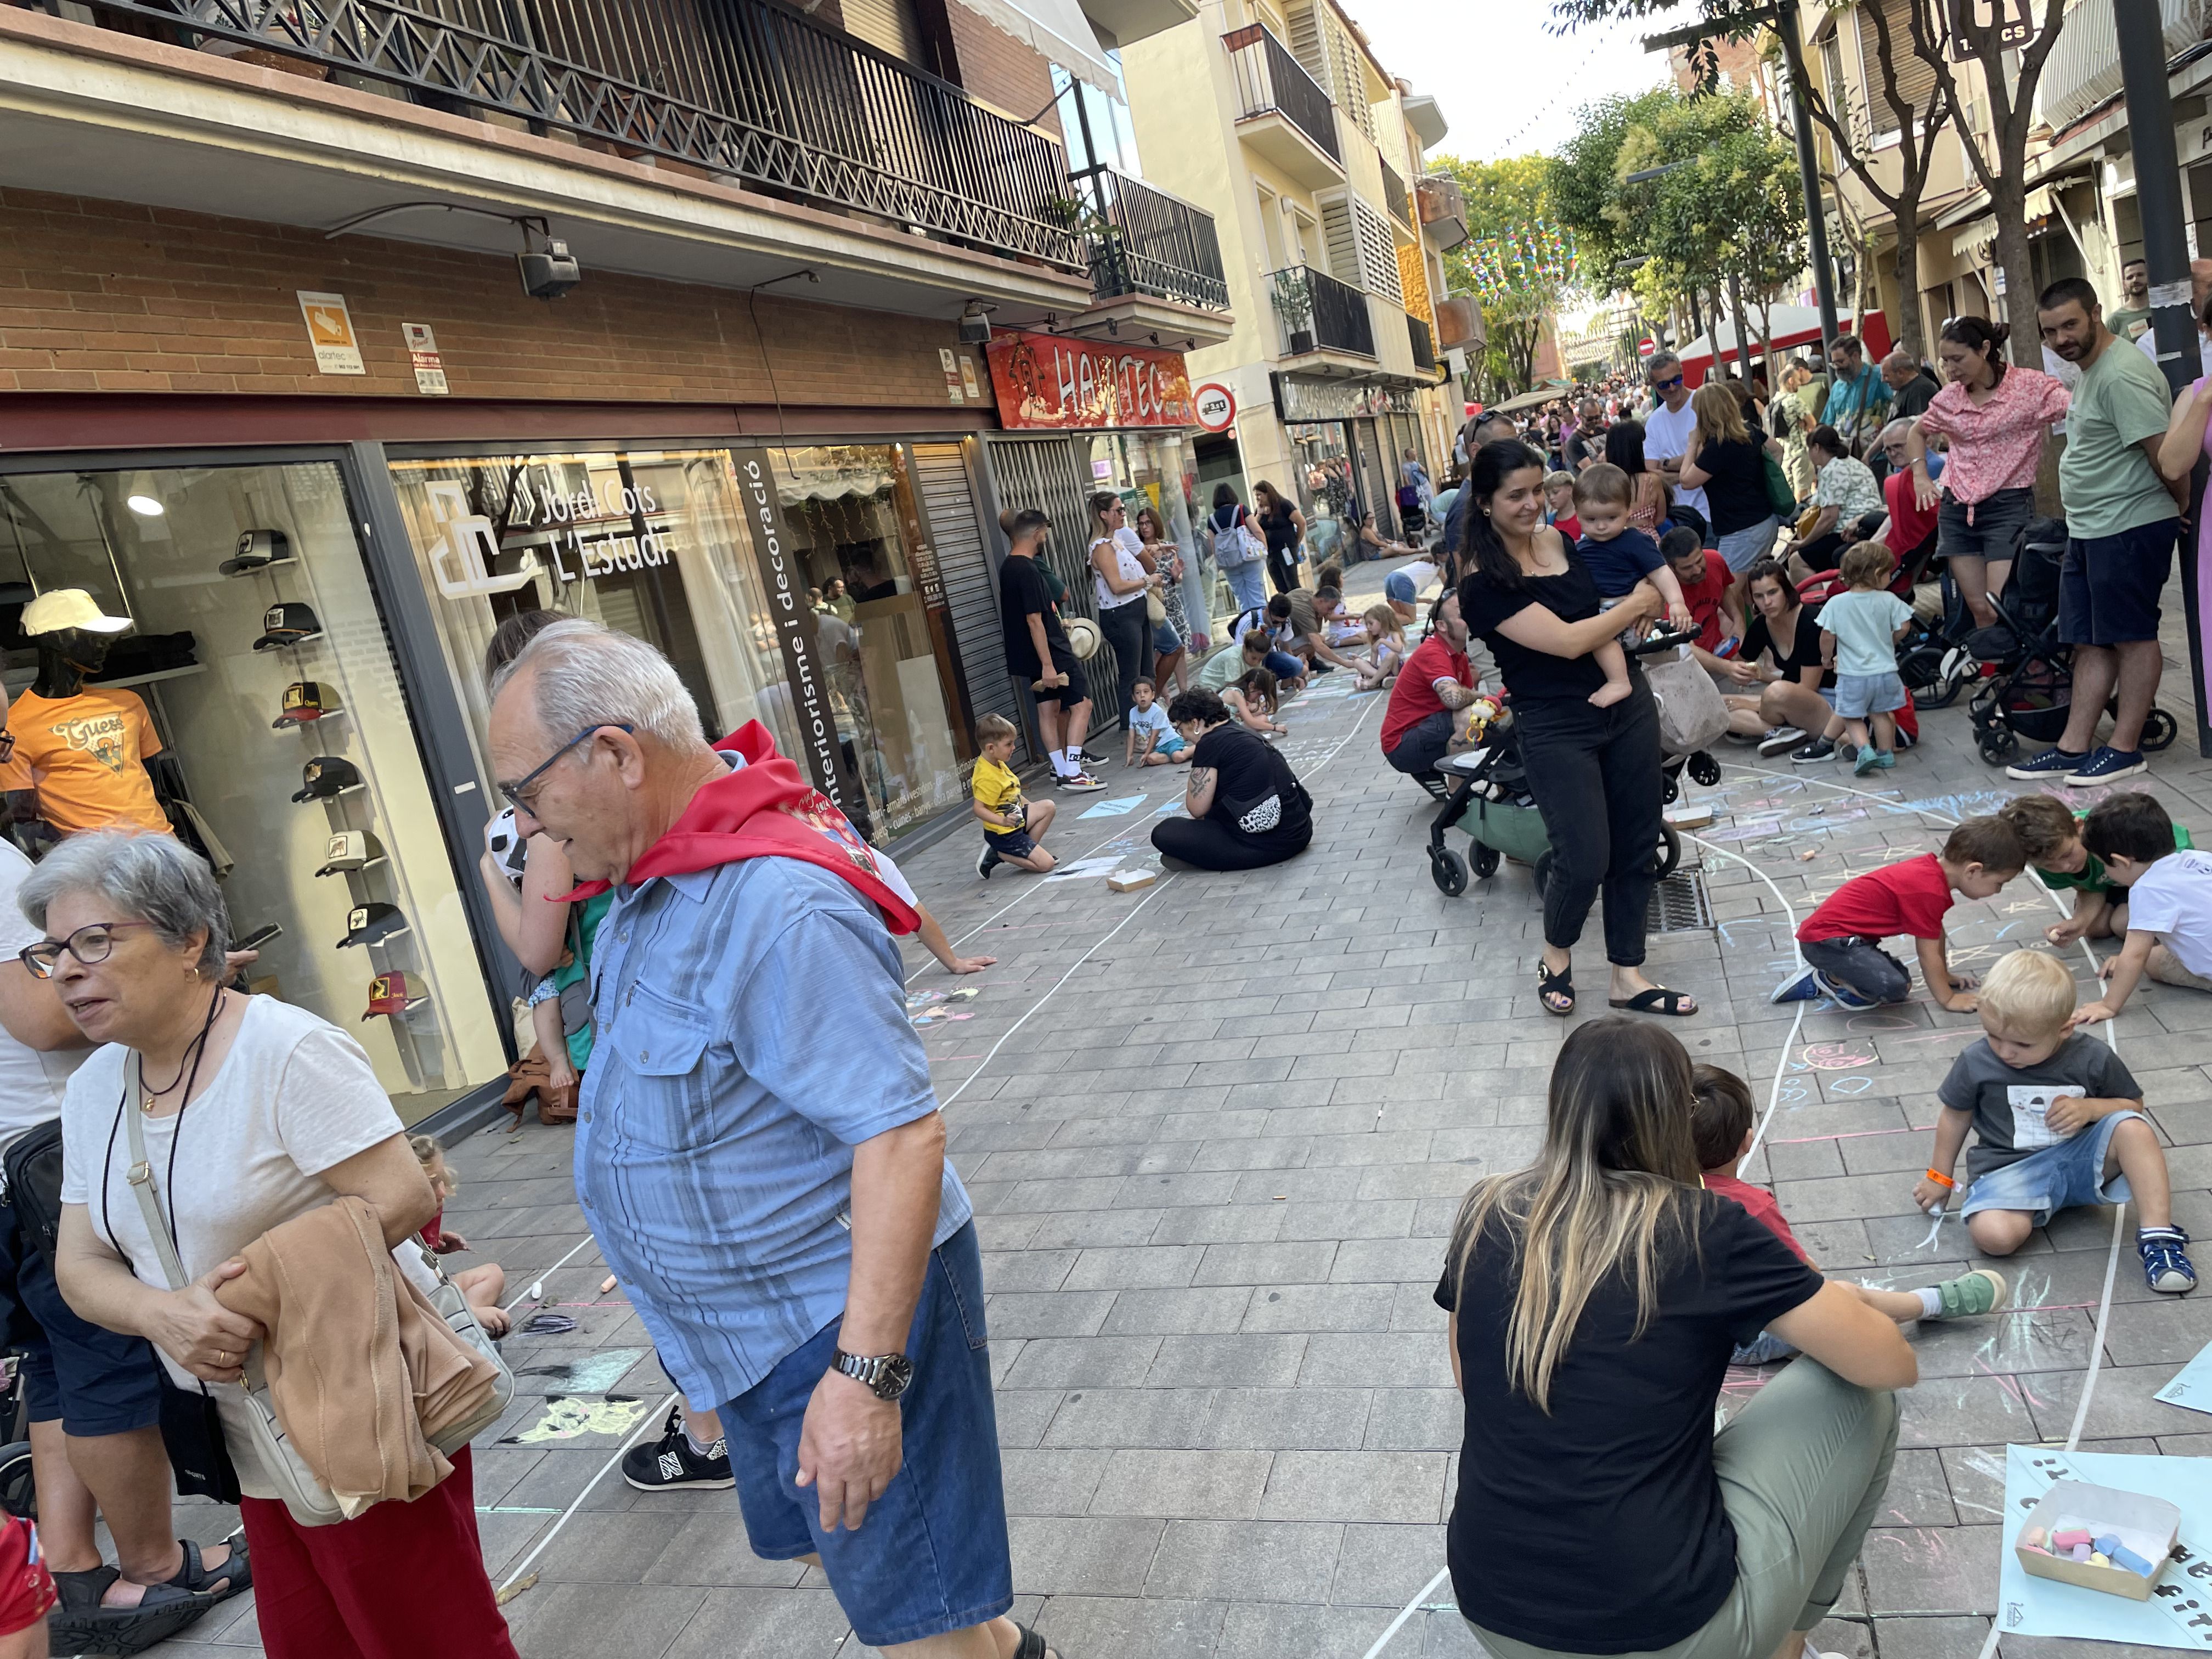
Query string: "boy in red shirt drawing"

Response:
xmin=1772 ymin=817 xmax=2026 ymax=1009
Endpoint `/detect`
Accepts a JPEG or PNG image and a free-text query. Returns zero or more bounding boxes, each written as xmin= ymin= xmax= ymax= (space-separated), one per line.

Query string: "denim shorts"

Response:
xmin=1831 ymin=672 xmax=1906 ymax=720
xmin=1961 ymin=1110 xmax=2145 ymax=1228
xmin=1385 ymin=569 xmax=1417 ymax=604
xmin=0 ymin=1185 xmax=163 ymax=1436
xmin=716 ymin=1223 xmax=1012 ymax=1648
xmin=1717 ymin=516 xmax=1780 ymax=573
xmin=983 ymin=825 xmax=1036 ymax=859
xmin=2061 ymin=520 xmax=2178 ymax=646
xmin=1937 ymin=486 xmax=2034 ymax=563
xmin=1152 ymin=620 xmax=1183 ymax=655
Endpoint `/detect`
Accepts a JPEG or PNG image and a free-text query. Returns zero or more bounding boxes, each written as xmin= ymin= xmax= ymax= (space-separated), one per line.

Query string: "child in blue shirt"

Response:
xmin=1571 ymin=462 xmax=1695 ymax=708
xmin=1818 ymin=542 xmax=1915 ymax=776
xmin=1124 ymin=678 xmax=1188 ymax=766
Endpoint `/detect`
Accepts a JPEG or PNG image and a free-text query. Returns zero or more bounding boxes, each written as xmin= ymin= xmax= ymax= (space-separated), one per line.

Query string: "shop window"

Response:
xmin=0 ymin=461 xmax=509 ymax=1122
xmin=769 ymin=445 xmax=971 ymax=841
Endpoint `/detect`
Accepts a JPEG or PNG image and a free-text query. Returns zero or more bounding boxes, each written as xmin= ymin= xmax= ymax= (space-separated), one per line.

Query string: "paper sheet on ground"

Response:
xmin=1996 ymin=1444 xmax=2212 ymax=1649
xmin=2156 ymin=1340 xmax=2212 ymax=1415
xmin=1077 ymin=794 xmax=1147 ymax=819
xmin=1044 ymin=855 xmax=1125 ymax=881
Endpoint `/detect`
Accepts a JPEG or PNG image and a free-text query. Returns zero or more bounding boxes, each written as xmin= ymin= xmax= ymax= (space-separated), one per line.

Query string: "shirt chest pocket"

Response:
xmin=604 ymin=983 xmax=714 ymax=1079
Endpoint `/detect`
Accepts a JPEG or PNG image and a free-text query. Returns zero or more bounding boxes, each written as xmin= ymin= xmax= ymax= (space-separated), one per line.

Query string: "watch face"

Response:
xmin=878 ymin=1354 xmax=915 ymax=1399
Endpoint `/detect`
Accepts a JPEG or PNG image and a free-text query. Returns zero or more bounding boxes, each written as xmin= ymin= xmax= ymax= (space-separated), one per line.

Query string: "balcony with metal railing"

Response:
xmin=1379 ymin=159 xmax=1412 ymax=232
xmin=1222 ymin=22 xmax=1340 ymax=187
xmin=14 ymin=0 xmax=1087 ymax=272
xmin=1069 ymin=163 xmax=1230 ymax=314
xmin=1270 ymin=264 xmax=1372 ymax=360
xmin=1406 ymin=311 xmax=1435 ymax=372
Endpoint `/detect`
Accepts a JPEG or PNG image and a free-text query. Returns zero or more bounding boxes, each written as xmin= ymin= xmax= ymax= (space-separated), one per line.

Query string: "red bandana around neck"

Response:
xmin=559 ymin=722 xmax=918 ymax=934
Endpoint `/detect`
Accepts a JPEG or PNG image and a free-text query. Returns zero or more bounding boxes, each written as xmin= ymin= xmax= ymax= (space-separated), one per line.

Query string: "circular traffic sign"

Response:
xmin=1193 ymin=382 xmax=1236 ymax=433
xmin=1638 ymin=336 xmax=1657 ymax=354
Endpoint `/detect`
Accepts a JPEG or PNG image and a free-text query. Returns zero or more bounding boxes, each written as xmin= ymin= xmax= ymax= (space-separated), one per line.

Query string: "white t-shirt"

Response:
xmin=0 ymin=844 xmax=89 ymax=1152
xmin=2126 ymin=849 xmax=2212 ymax=978
xmin=61 ymin=995 xmax=425 ymax=1491
xmin=1643 ymin=397 xmax=1709 ymax=520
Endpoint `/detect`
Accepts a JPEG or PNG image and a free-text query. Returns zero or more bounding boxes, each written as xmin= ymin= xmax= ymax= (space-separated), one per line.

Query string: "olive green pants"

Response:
xmin=1467 ymin=1358 xmax=1899 ymax=1659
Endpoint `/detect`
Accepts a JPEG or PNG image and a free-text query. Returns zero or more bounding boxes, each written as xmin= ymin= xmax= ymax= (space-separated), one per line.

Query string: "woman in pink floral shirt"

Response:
xmin=1904 ymin=317 xmax=2070 ymax=630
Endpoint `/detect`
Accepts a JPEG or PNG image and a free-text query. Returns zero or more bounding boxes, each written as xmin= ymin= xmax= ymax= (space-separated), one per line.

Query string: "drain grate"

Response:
xmin=1649 ymin=871 xmax=1714 ymax=934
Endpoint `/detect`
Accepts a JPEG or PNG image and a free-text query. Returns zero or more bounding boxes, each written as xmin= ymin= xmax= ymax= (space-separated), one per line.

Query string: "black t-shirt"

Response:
xmin=1257 ymin=504 xmax=1299 ymax=554
xmin=1893 ymin=372 xmax=1940 ymax=419
xmin=999 ymin=554 xmax=1068 ymax=679
xmin=1458 ymin=549 xmax=1609 ymax=705
xmin=1565 ymin=428 xmax=1605 ymax=471
xmin=1435 ymin=1192 xmax=1824 ymax=1652
xmin=1696 ymin=437 xmax=1773 ymax=535
xmin=1745 ymin=601 xmax=1833 ymax=689
xmin=1190 ymin=723 xmax=1310 ymax=842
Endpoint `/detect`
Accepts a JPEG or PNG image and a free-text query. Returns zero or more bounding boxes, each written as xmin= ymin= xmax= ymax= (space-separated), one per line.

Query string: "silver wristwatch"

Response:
xmin=831 ymin=1348 xmax=915 ymax=1400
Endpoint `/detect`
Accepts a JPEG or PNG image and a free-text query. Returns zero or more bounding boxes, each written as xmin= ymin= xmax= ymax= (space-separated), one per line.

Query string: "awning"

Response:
xmin=949 ymin=0 xmax=1121 ymax=98
xmin=1952 ymin=217 xmax=1996 ymax=261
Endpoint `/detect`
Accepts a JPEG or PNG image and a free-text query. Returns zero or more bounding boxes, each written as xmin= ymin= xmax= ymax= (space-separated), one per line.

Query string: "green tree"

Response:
xmin=1429 ymin=153 xmax=1582 ymax=399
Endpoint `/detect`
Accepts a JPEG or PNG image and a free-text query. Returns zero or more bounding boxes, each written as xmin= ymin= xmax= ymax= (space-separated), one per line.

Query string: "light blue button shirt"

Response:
xmin=574 ymin=853 xmax=969 ymax=1406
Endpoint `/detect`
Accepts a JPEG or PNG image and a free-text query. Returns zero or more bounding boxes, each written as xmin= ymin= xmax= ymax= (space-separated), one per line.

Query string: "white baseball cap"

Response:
xmin=21 ymin=589 xmax=132 ymax=636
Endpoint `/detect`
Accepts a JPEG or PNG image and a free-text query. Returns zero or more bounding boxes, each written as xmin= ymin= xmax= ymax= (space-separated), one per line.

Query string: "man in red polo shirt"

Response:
xmin=1382 ymin=591 xmax=1480 ymax=777
xmin=1875 ymin=419 xmax=1940 ymax=567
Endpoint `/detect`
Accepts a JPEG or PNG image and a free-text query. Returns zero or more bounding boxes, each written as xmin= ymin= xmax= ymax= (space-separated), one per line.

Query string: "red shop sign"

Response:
xmin=984 ymin=330 xmax=1196 ymax=430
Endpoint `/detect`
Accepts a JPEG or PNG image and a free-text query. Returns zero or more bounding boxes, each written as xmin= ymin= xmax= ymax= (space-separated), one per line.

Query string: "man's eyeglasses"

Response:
xmin=498 ymin=723 xmax=634 ymax=811
xmin=20 ymin=921 xmax=158 ymax=980
xmin=0 ymin=731 xmax=14 ymax=765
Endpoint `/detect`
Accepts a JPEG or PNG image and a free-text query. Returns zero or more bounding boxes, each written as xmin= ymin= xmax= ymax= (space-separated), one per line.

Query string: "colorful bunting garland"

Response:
xmin=1460 ymin=217 xmax=1582 ymax=308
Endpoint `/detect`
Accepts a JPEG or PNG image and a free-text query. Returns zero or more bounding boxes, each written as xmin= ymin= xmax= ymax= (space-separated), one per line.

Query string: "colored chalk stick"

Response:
xmin=2111 ymin=1544 xmax=2155 ymax=1575
xmin=2022 ymin=1543 xmax=2052 ymax=1555
xmin=2021 ymin=1526 xmax=2048 ymax=1549
xmin=2094 ymin=1534 xmax=2123 ymax=1556
xmin=2070 ymin=1543 xmax=2094 ymax=1562
xmin=2052 ymin=1529 xmax=2094 ymax=1549
xmin=2090 ymin=1552 xmax=2111 ymax=1568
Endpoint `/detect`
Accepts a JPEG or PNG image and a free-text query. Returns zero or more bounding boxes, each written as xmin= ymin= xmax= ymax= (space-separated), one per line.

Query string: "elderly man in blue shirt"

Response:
xmin=487 ymin=620 xmax=1058 ymax=1659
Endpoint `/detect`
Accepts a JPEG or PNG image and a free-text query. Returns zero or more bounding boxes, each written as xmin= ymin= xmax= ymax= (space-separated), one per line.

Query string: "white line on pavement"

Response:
xmin=1358 ymin=1566 xmax=1451 ymax=1659
xmin=496 ymin=1390 xmax=678 ymax=1593
xmin=1684 ymin=829 xmax=1806 ymax=1167
xmin=501 ymin=1233 xmax=599 ymax=1313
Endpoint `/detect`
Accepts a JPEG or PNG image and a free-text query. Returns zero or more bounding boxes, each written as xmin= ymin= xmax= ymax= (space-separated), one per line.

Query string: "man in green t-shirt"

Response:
xmin=2106 ymin=258 xmax=2153 ymax=341
xmin=2007 ymin=276 xmax=2185 ymax=790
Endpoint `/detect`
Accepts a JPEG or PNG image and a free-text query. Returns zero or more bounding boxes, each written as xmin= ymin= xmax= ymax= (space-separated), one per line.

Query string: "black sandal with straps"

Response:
xmin=1013 ymin=1623 xmax=1067 ymax=1659
xmin=1537 ymin=959 xmax=1575 ymax=1017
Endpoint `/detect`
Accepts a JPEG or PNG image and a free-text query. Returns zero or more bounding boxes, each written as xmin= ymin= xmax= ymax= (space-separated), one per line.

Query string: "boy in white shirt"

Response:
xmin=2072 ymin=792 xmax=2212 ymax=1023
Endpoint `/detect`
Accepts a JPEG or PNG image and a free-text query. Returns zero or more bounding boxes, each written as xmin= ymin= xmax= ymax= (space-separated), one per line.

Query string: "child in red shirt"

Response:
xmin=1690 ymin=1064 xmax=2005 ymax=1364
xmin=1773 ymin=817 xmax=2025 ymax=1010
xmin=0 ymin=1515 xmax=53 ymax=1657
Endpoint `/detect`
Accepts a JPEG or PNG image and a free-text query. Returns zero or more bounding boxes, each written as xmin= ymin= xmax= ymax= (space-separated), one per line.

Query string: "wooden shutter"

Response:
xmin=843 ymin=0 xmax=926 ymax=66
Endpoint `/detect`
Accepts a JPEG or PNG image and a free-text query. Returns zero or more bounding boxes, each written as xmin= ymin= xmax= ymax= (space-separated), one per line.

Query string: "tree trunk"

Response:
xmin=1991 ymin=184 xmax=2036 ymax=368
xmin=1759 ymin=298 xmax=1775 ymax=386
xmin=1891 ymin=204 xmax=1925 ymax=359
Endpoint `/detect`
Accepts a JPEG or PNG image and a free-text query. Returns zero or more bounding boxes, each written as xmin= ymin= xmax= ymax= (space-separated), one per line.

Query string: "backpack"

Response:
xmin=1396 ymin=483 xmax=1420 ymax=511
xmin=1212 ymin=506 xmax=1259 ymax=569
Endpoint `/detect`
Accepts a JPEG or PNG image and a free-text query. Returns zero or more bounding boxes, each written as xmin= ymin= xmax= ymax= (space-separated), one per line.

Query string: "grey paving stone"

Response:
xmin=1257 ymin=1451 xmax=1448 ymax=1523
xmin=660 ymin=1589 xmax=854 ymax=1658
xmin=1102 ymin=1286 xmax=1258 ymax=1335
xmin=1090 ymin=1449 xmax=1276 ymax=1520
xmin=1044 ymin=1388 xmax=1215 ymax=1449
xmin=1031 ymin=1596 xmax=1228 ymax=1658
xmin=1149 ymin=1333 xmax=1311 ymax=1388
xmin=1146 ymin=1520 xmax=1346 ymax=1602
xmin=1204 ymin=1388 xmax=1373 ymax=1452
xmin=1007 ymin=1515 xmax=1166 ymax=1596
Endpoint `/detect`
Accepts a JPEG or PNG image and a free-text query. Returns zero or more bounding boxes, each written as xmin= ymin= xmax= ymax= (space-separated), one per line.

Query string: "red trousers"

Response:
xmin=239 ymin=1447 xmax=519 ymax=1659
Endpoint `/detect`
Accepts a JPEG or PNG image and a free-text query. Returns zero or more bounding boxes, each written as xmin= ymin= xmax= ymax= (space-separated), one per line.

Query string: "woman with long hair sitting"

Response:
xmin=1438 ymin=1019 xmax=1912 ymax=1659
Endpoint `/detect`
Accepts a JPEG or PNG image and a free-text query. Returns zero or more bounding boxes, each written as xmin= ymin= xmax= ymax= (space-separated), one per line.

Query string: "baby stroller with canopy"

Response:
xmin=1963 ymin=517 xmax=2179 ymax=764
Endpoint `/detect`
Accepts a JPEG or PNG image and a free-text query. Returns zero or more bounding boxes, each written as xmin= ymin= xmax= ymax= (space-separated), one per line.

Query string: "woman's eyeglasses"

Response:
xmin=20 ymin=921 xmax=159 ymax=979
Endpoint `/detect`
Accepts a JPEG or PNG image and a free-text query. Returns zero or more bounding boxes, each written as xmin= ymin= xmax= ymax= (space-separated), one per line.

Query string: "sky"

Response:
xmin=1348 ymin=1 xmax=1676 ymax=163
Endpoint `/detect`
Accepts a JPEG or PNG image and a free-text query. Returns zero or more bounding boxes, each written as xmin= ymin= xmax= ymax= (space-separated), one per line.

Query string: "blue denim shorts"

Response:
xmin=0 ymin=1187 xmax=163 ymax=1435
xmin=1831 ymin=672 xmax=1906 ymax=720
xmin=1385 ymin=569 xmax=1417 ymax=603
xmin=1962 ymin=1110 xmax=2145 ymax=1228
xmin=716 ymin=1223 xmax=1012 ymax=1647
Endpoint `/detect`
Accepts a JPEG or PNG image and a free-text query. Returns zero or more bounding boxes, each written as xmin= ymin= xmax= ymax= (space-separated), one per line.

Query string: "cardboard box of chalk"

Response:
xmin=2015 ymin=1479 xmax=2179 ymax=1600
xmin=1107 ymin=867 xmax=1158 ymax=891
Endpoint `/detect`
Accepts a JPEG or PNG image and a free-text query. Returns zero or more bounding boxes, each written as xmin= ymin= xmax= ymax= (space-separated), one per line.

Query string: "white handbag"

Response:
xmin=1644 ymin=651 xmax=1733 ymax=757
xmin=125 ymin=1107 xmax=514 ymax=1525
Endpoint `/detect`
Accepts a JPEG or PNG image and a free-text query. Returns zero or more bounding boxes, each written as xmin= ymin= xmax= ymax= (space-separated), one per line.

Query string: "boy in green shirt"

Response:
xmin=1999 ymin=792 xmax=2194 ymax=943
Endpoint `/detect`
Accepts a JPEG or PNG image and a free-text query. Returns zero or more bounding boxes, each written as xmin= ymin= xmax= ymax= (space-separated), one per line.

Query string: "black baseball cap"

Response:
xmin=290 ymin=755 xmax=363 ymax=803
xmin=221 ymin=529 xmax=291 ymax=577
xmin=272 ymin=681 xmax=342 ymax=727
xmin=337 ymin=902 xmax=408 ymax=949
xmin=253 ymin=602 xmax=322 ymax=652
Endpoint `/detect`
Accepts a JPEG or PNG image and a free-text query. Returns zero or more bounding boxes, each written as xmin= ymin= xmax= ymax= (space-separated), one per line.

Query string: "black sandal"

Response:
xmin=1609 ymin=986 xmax=1698 ymax=1017
xmin=165 ymin=1534 xmax=249 ymax=1600
xmin=49 ymin=1566 xmax=213 ymax=1656
xmin=1013 ymin=1625 xmax=1066 ymax=1659
xmin=1537 ymin=960 xmax=1575 ymax=1017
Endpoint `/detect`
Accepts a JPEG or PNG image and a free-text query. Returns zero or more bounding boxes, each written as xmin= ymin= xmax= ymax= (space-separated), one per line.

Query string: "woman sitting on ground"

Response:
xmin=1438 ymin=1018 xmax=1913 ymax=1659
xmin=1149 ymin=689 xmax=1313 ymax=872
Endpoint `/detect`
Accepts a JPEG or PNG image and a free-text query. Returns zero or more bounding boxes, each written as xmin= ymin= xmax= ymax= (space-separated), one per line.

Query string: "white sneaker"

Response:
xmin=1058 ymin=771 xmax=1108 ymax=792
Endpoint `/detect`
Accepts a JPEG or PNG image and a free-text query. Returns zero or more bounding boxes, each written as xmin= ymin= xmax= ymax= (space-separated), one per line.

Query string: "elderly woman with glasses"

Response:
xmin=25 ymin=831 xmax=519 ymax=1659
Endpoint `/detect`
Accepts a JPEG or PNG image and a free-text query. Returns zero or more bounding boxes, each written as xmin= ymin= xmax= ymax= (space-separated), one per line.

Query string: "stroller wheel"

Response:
xmin=1687 ymin=750 xmax=1722 ymax=788
xmin=1654 ymin=825 xmax=1681 ymax=880
xmin=1663 ymin=773 xmax=1680 ymax=804
xmin=1431 ymin=847 xmax=1469 ymax=897
xmin=2144 ymin=708 xmax=2179 ymax=753
xmin=1471 ymin=842 xmax=1501 ymax=879
xmin=1978 ymin=727 xmax=2019 ymax=764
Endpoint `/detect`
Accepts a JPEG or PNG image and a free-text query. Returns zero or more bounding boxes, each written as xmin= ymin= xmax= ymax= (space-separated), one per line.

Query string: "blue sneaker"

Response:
xmin=2140 ymin=1226 xmax=2197 ymax=1294
xmin=2006 ymin=746 xmax=2089 ymax=781
xmin=1817 ymin=972 xmax=1880 ymax=1010
xmin=2066 ymin=746 xmax=2147 ymax=786
xmin=1770 ymin=966 xmax=1822 ymax=1004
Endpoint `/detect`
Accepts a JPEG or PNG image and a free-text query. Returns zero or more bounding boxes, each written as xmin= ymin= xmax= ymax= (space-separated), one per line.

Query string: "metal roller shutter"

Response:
xmin=912 ymin=442 xmax=1020 ymax=764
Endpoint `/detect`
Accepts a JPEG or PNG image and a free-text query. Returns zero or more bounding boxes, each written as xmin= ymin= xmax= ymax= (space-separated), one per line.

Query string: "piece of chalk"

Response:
xmin=2090 ymin=1551 xmax=2111 ymax=1568
xmin=2052 ymin=1529 xmax=2094 ymax=1550
xmin=2070 ymin=1543 xmax=2094 ymax=1562
xmin=2112 ymin=1544 xmax=2155 ymax=1575
xmin=2094 ymin=1534 xmax=2123 ymax=1556
xmin=2021 ymin=1543 xmax=2051 ymax=1555
xmin=2021 ymin=1526 xmax=2047 ymax=1549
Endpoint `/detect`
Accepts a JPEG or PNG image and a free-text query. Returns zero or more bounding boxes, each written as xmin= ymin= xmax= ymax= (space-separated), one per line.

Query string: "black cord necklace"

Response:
xmin=139 ymin=984 xmax=224 ymax=1115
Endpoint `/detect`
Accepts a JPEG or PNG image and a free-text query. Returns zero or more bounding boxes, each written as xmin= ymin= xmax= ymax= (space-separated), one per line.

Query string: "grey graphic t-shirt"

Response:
xmin=1938 ymin=1034 xmax=2141 ymax=1183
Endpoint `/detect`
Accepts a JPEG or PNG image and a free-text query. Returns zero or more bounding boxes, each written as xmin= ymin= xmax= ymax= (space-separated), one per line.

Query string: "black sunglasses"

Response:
xmin=1652 ymin=375 xmax=1685 ymax=391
